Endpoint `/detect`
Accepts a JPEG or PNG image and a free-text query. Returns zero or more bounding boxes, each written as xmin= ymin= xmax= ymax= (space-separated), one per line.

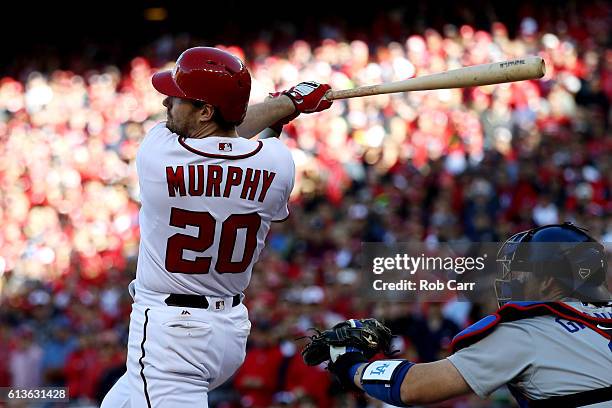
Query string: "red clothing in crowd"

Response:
xmin=284 ymin=353 xmax=332 ymax=407
xmin=234 ymin=346 xmax=283 ymax=408
xmin=66 ymin=347 xmax=100 ymax=399
xmin=0 ymin=338 xmax=11 ymax=387
xmin=65 ymin=346 xmax=123 ymax=400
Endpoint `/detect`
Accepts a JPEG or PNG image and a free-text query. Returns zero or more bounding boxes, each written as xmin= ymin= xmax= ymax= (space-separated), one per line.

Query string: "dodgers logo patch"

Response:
xmin=372 ymin=362 xmax=390 ymax=375
xmin=362 ymin=360 xmax=404 ymax=381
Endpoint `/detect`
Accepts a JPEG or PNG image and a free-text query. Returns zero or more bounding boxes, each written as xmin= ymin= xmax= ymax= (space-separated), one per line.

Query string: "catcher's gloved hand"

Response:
xmin=268 ymin=81 xmax=332 ymax=134
xmin=301 ymin=318 xmax=394 ymax=366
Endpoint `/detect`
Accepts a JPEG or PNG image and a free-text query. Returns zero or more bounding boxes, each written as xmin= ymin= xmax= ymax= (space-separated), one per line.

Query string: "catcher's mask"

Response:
xmin=495 ymin=222 xmax=610 ymax=307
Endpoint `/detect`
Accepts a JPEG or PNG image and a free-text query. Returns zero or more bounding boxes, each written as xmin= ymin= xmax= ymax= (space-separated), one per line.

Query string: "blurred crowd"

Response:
xmin=0 ymin=0 xmax=611 ymax=406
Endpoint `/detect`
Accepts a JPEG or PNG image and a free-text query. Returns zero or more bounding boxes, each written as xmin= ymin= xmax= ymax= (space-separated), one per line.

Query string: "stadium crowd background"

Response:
xmin=0 ymin=0 xmax=610 ymax=407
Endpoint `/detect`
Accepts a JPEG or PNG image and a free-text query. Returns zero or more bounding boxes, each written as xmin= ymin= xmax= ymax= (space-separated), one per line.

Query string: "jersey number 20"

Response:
xmin=165 ymin=207 xmax=261 ymax=274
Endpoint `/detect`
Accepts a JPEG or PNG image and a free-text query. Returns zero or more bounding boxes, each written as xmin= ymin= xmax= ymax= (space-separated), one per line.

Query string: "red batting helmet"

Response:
xmin=152 ymin=47 xmax=251 ymax=124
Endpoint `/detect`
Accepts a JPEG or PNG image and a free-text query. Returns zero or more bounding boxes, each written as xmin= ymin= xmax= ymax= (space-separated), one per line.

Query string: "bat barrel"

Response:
xmin=326 ymin=56 xmax=546 ymax=100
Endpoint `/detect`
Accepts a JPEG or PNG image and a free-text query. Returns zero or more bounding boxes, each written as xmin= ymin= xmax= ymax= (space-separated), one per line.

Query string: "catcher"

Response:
xmin=302 ymin=224 xmax=612 ymax=407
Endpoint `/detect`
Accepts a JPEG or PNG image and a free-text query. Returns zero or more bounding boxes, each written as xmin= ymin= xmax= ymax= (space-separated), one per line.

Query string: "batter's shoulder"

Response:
xmin=260 ymin=138 xmax=293 ymax=161
xmin=146 ymin=121 xmax=173 ymax=139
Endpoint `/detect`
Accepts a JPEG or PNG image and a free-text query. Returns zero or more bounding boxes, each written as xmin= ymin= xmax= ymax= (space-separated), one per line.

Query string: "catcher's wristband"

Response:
xmin=328 ymin=352 xmax=368 ymax=391
xmin=360 ymin=359 xmax=414 ymax=407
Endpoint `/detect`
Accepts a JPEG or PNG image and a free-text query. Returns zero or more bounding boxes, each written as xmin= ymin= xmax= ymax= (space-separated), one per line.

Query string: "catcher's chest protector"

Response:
xmin=451 ymin=302 xmax=612 ymax=352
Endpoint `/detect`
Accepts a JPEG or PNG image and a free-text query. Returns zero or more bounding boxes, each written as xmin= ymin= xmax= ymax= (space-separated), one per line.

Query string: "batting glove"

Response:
xmin=284 ymin=81 xmax=333 ymax=114
xmin=268 ymin=81 xmax=332 ymax=134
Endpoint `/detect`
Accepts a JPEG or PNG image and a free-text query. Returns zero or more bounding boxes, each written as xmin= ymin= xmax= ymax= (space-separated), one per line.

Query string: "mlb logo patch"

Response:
xmin=218 ymin=143 xmax=232 ymax=152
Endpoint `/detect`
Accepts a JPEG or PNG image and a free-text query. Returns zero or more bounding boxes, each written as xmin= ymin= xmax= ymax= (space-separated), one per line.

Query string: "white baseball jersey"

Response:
xmin=135 ymin=122 xmax=294 ymax=296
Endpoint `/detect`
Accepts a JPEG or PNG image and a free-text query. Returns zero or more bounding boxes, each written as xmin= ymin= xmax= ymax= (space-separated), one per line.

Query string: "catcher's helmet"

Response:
xmin=495 ymin=222 xmax=610 ymax=307
xmin=152 ymin=47 xmax=251 ymax=124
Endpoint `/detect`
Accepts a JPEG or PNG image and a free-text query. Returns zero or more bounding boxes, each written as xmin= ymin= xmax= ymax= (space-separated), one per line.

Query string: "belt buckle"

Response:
xmin=211 ymin=298 xmax=225 ymax=311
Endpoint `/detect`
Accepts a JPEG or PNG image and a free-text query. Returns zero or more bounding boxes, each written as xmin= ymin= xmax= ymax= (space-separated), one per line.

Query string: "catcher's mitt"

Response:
xmin=301 ymin=318 xmax=394 ymax=366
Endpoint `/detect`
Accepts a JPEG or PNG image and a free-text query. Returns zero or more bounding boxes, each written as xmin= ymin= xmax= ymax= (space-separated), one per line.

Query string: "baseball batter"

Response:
xmin=101 ymin=47 xmax=332 ymax=407
xmin=303 ymin=224 xmax=612 ymax=407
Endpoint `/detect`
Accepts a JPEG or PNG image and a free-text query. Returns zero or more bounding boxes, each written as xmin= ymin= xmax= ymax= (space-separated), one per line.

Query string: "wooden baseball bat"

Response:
xmin=325 ymin=56 xmax=545 ymax=100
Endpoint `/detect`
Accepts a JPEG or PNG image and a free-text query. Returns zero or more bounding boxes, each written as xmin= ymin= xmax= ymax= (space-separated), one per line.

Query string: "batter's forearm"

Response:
xmin=236 ymin=96 xmax=295 ymax=139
